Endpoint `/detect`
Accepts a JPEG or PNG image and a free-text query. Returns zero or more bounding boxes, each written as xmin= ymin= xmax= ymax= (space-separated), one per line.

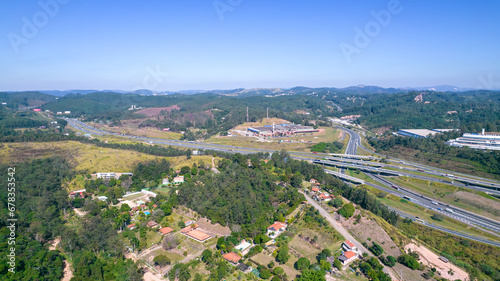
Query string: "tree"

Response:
xmin=329 ymin=197 xmax=343 ymax=208
xmin=153 ymin=255 xmax=171 ymax=267
xmin=276 ymin=245 xmax=290 ymax=264
xmin=398 ymin=254 xmax=420 ymax=270
xmin=260 ymin=268 xmax=272 ymax=279
xmin=369 ymin=242 xmax=384 ymax=256
xmin=162 ymin=235 xmax=180 ymax=250
xmin=180 ymin=166 xmax=190 ymax=175
xmin=294 ymin=257 xmax=310 ymax=270
xmin=186 ymin=149 xmax=192 ymax=159
xmin=296 ymin=269 xmax=326 ymax=281
xmin=201 ymin=249 xmax=213 ymax=263
xmin=431 ymin=213 xmax=445 ymax=221
xmin=338 ymin=203 xmax=355 ymax=218
xmin=273 ymin=267 xmax=284 ymax=276
xmin=333 ymin=259 xmax=342 ymax=270
xmin=320 ymin=260 xmax=331 ymax=271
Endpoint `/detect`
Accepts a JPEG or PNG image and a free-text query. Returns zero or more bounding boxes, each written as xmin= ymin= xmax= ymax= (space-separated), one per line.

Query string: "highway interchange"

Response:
xmin=64 ymin=118 xmax=500 ymax=247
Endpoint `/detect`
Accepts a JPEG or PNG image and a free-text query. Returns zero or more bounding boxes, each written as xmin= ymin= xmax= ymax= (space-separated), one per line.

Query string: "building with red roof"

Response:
xmin=267 ymin=221 xmax=287 ymax=238
xmin=223 ymin=252 xmax=242 ymax=265
xmin=159 ymin=227 xmax=174 ymax=235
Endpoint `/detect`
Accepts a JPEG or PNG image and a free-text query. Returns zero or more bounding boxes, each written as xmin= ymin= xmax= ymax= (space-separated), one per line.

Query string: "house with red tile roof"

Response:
xmin=311 ymin=187 xmax=320 ymax=192
xmin=126 ymin=223 xmax=136 ymax=230
xmin=267 ymin=222 xmax=287 ymax=239
xmin=223 ymin=252 xmax=242 ymax=266
xmin=159 ymin=227 xmax=174 ymax=235
xmin=338 ymin=250 xmax=357 ymax=264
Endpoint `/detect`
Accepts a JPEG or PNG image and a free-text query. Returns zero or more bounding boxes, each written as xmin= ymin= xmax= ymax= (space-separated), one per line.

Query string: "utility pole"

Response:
xmin=246 ymin=107 xmax=249 ymax=123
xmin=267 ymin=107 xmax=269 ymax=119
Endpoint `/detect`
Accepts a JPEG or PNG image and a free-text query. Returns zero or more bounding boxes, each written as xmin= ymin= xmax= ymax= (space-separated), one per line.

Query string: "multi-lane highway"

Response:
xmin=65 ymin=118 xmax=500 ymax=246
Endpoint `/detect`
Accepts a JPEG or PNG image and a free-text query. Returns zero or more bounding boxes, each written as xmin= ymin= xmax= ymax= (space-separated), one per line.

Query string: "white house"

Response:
xmin=162 ymin=178 xmax=170 ymax=185
xmin=96 ymin=172 xmax=116 ymax=179
xmin=267 ymin=221 xmax=287 ymax=239
xmin=342 ymin=240 xmax=358 ymax=252
xmin=173 ymin=176 xmax=184 ymax=184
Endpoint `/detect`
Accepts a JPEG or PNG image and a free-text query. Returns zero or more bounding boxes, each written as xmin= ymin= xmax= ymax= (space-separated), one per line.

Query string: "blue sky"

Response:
xmin=1 ymin=0 xmax=499 ymax=91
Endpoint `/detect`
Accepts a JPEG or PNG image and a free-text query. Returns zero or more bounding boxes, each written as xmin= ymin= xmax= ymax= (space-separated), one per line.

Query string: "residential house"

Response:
xmin=223 ymin=252 xmax=242 ymax=266
xmin=318 ymin=193 xmax=333 ymax=202
xmin=126 ymin=223 xmax=136 ymax=230
xmin=147 ymin=221 xmax=159 ymax=228
xmin=96 ymin=196 xmax=108 ymax=201
xmin=310 ymin=179 xmax=318 ymax=184
xmin=235 ymin=240 xmax=252 ymax=252
xmin=185 ymin=220 xmax=196 ymax=226
xmin=162 ymin=178 xmax=170 ymax=185
xmin=338 ymin=251 xmax=357 ymax=265
xmin=69 ymin=189 xmax=86 ymax=199
xmin=267 ymin=221 xmax=287 ymax=239
xmin=311 ymin=187 xmax=320 ymax=192
xmin=181 ymin=224 xmax=211 ymax=242
xmin=342 ymin=240 xmax=357 ymax=252
xmin=159 ymin=227 xmax=174 ymax=235
xmin=173 ymin=176 xmax=185 ymax=184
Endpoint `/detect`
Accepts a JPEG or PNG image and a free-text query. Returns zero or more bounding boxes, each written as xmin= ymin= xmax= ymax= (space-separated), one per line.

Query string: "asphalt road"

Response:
xmin=65 ymin=118 xmax=500 ymax=246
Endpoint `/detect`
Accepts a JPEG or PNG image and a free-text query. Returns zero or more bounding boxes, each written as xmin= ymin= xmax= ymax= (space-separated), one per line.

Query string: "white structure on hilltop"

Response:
xmin=447 ymin=129 xmax=500 ymax=150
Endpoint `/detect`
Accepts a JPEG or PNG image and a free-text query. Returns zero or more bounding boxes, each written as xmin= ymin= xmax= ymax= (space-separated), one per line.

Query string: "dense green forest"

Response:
xmin=0 ymin=158 xmax=143 ymax=280
xmin=325 ymin=90 xmax=500 ymax=133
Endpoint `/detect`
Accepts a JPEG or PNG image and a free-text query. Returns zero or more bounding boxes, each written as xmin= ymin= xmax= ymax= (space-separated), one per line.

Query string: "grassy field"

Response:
xmin=0 ymin=141 xmax=218 ymax=175
xmin=203 ymin=126 xmax=341 ymax=152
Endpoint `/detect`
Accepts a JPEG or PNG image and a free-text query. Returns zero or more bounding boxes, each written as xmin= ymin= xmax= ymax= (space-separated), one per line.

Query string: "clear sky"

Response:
xmin=1 ymin=0 xmax=499 ymax=91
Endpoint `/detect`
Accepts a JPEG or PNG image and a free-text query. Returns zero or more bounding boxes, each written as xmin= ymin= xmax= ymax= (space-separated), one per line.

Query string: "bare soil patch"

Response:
xmin=344 ymin=215 xmax=401 ymax=257
xmin=135 ymin=105 xmax=180 ymax=117
xmin=404 ymin=243 xmax=469 ymax=281
xmin=195 ymin=218 xmax=231 ymax=237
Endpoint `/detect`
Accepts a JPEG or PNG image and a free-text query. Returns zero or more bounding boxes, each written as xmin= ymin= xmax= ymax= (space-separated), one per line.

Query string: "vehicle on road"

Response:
xmin=402 ymin=195 xmax=412 ymax=201
xmin=391 ymin=185 xmax=399 ymax=190
xmin=431 ymin=201 xmax=438 ymax=205
xmin=445 ymin=208 xmax=454 ymax=213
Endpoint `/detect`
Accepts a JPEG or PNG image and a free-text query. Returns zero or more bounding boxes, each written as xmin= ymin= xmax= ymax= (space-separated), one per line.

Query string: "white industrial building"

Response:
xmin=447 ymin=129 xmax=500 ymax=150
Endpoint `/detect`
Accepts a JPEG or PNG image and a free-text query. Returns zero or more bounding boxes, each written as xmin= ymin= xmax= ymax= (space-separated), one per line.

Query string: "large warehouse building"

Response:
xmin=396 ymin=129 xmax=455 ymax=138
xmin=447 ymin=129 xmax=500 ymax=150
xmin=247 ymin=124 xmax=321 ymax=137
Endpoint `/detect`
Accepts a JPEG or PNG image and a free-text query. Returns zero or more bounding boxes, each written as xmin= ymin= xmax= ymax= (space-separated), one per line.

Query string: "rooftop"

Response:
xmin=185 ymin=229 xmax=211 ymax=241
xmin=223 ymin=252 xmax=242 ymax=264
xmin=344 ymin=240 xmax=355 ymax=248
xmin=267 ymin=222 xmax=287 ymax=231
xmin=159 ymin=227 xmax=174 ymax=235
xmin=343 ymin=251 xmax=356 ymax=259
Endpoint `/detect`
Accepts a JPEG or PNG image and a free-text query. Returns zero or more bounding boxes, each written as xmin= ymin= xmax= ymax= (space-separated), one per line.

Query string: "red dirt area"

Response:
xmin=135 ymin=105 xmax=180 ymax=117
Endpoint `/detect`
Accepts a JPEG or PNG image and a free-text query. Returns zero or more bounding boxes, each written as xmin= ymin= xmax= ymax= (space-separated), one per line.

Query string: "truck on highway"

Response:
xmin=391 ymin=185 xmax=399 ymax=190
xmin=445 ymin=208 xmax=454 ymax=213
xmin=402 ymin=195 xmax=412 ymax=201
